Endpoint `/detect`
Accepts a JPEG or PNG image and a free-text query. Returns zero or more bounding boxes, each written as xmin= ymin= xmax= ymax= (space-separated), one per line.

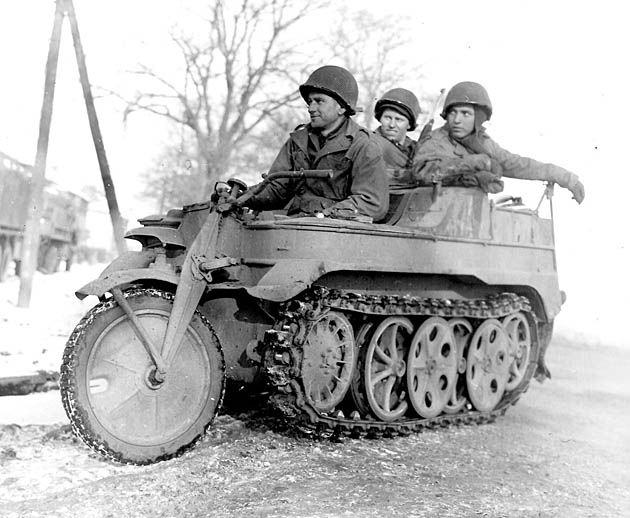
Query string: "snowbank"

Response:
xmin=0 ymin=263 xmax=106 ymax=379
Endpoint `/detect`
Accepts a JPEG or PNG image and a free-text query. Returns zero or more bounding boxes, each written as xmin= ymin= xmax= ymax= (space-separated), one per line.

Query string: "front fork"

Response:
xmin=113 ymin=209 xmax=224 ymax=382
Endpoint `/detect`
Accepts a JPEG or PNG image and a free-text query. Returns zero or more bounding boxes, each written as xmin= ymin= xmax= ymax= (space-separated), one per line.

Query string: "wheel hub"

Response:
xmin=394 ymin=359 xmax=407 ymax=377
xmin=144 ymin=366 xmax=165 ymax=390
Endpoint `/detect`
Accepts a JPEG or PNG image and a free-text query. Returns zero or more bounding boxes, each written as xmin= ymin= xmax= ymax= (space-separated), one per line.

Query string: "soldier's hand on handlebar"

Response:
xmin=216 ymin=195 xmax=244 ymax=213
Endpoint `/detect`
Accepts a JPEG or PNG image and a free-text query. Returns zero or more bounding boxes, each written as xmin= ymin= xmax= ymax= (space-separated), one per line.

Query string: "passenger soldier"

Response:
xmin=373 ymin=88 xmax=421 ymax=168
xmin=238 ymin=65 xmax=389 ymax=221
xmin=414 ymin=81 xmax=585 ymax=202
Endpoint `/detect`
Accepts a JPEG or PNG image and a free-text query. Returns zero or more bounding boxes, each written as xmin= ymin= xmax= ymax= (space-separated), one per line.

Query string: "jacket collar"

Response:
xmin=375 ymin=126 xmax=414 ymax=151
xmin=290 ymin=118 xmax=362 ymax=160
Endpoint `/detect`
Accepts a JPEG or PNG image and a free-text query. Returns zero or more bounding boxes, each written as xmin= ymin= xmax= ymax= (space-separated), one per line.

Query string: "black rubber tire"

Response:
xmin=60 ymin=288 xmax=225 ymax=465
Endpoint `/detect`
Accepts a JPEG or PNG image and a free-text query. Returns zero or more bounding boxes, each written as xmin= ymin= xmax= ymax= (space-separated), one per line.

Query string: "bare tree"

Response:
xmin=326 ymin=8 xmax=425 ymax=129
xmin=141 ymin=143 xmax=203 ymax=213
xmin=121 ymin=0 xmax=324 ymax=197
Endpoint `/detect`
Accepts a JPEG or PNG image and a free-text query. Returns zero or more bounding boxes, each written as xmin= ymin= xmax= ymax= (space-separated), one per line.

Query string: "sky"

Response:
xmin=0 ymin=0 xmax=628 ymax=347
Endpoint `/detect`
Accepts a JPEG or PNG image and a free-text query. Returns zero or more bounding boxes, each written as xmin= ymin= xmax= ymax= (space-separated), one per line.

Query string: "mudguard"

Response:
xmin=125 ymin=227 xmax=185 ymax=248
xmin=245 ymin=259 xmax=332 ymax=302
xmin=75 ymin=250 xmax=179 ymax=299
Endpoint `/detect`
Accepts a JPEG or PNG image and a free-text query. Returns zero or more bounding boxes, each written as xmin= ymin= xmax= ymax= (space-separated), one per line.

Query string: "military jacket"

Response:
xmin=373 ymin=127 xmax=416 ymax=169
xmin=414 ymin=125 xmax=576 ymax=188
xmin=247 ymin=118 xmax=388 ymax=220
xmin=373 ymin=127 xmax=417 ymax=189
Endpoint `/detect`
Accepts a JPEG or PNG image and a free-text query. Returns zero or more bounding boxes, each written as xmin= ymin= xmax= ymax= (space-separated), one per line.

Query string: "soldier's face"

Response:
xmin=447 ymin=104 xmax=476 ymax=138
xmin=379 ymin=108 xmax=410 ymax=143
xmin=306 ymin=92 xmax=345 ymax=131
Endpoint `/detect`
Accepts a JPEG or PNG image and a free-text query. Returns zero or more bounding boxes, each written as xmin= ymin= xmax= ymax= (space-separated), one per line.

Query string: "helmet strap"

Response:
xmin=474 ymin=106 xmax=488 ymax=133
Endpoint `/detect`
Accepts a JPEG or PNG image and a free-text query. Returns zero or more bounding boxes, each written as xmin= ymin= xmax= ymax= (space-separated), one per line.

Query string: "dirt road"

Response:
xmin=0 ymin=336 xmax=628 ymax=518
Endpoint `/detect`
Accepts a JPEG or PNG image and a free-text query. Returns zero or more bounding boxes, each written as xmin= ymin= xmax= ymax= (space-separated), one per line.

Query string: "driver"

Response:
xmin=237 ymin=65 xmax=389 ymax=221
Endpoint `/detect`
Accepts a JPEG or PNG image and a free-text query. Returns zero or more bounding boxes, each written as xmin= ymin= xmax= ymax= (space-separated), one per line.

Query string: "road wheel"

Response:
xmin=406 ymin=317 xmax=458 ymax=418
xmin=301 ymin=311 xmax=356 ymax=413
xmin=502 ymin=312 xmax=532 ymax=391
xmin=443 ymin=318 xmax=473 ymax=414
xmin=359 ymin=317 xmax=412 ymax=422
xmin=349 ymin=321 xmax=375 ymax=416
xmin=60 ymin=288 xmax=225 ymax=465
xmin=466 ymin=319 xmax=510 ymax=412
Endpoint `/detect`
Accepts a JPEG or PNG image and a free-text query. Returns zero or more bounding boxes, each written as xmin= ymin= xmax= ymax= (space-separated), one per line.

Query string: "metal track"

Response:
xmin=263 ymin=286 xmax=539 ymax=438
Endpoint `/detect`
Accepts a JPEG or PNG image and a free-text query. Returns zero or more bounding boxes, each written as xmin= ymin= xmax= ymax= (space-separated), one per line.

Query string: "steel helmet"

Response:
xmin=441 ymin=81 xmax=493 ymax=120
xmin=299 ymin=65 xmax=359 ymax=116
xmin=374 ymin=88 xmax=421 ymax=130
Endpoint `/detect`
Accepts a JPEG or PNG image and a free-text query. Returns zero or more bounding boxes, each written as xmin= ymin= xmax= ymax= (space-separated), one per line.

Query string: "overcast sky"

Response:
xmin=0 ymin=0 xmax=627 ymax=347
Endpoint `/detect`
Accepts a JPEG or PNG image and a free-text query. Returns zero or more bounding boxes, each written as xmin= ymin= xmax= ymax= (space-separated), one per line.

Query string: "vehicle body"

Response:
xmin=60 ymin=174 xmax=561 ymax=465
xmin=0 ymin=151 xmax=88 ymax=280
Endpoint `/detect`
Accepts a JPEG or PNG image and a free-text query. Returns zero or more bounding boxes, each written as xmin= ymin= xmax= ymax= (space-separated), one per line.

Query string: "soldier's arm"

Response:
xmin=244 ymin=140 xmax=296 ymax=210
xmin=413 ymin=133 xmax=492 ymax=181
xmin=483 ymin=137 xmax=585 ymax=203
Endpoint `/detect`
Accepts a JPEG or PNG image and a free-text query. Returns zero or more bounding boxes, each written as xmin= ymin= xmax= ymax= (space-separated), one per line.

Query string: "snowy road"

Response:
xmin=1 ymin=265 xmax=629 ymax=517
xmin=0 ymin=337 xmax=628 ymax=517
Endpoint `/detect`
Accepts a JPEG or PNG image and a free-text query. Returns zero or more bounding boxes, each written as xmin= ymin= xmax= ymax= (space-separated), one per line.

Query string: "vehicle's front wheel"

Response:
xmin=60 ymin=288 xmax=225 ymax=465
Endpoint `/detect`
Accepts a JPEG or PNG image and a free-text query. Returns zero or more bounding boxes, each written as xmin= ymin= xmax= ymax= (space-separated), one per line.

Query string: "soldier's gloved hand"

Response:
xmin=566 ymin=174 xmax=585 ymax=204
xmin=210 ymin=187 xmax=227 ymax=204
xmin=216 ymin=195 xmax=242 ymax=213
xmin=413 ymin=159 xmax=440 ymax=184
xmin=477 ymin=171 xmax=504 ymax=194
xmin=322 ymin=206 xmax=353 ymax=218
xmin=489 ymin=158 xmax=504 ymax=177
xmin=467 ymin=154 xmax=492 ymax=171
xmin=445 ymin=174 xmax=477 ymax=187
xmin=322 ymin=206 xmax=372 ymax=222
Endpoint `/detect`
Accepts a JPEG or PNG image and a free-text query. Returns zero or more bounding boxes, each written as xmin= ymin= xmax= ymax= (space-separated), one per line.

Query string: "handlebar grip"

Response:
xmin=262 ymin=169 xmax=333 ymax=181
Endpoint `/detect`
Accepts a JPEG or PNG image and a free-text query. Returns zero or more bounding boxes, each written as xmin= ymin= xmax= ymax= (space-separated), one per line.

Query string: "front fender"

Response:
xmin=76 ymin=250 xmax=179 ymax=299
xmin=125 ymin=227 xmax=185 ymax=248
xmin=245 ymin=259 xmax=333 ymax=302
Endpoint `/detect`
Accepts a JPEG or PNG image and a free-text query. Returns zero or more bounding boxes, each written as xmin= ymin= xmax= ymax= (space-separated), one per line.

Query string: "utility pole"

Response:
xmin=17 ymin=0 xmax=65 ymax=308
xmin=65 ymin=0 xmax=127 ymax=255
xmin=18 ymin=0 xmax=127 ymax=307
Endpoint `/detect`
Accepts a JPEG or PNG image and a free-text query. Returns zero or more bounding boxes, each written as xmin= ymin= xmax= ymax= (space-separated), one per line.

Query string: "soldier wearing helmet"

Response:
xmin=241 ymin=65 xmax=388 ymax=221
xmin=373 ymin=88 xmax=421 ymax=171
xmin=414 ymin=81 xmax=585 ymax=203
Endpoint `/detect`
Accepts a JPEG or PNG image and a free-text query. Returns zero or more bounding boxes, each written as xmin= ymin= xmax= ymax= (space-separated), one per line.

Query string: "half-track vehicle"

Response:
xmin=60 ymin=171 xmax=562 ymax=465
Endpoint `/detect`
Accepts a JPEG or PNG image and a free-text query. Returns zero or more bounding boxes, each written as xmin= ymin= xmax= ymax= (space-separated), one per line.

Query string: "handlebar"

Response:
xmin=235 ymin=169 xmax=333 ymax=206
xmin=261 ymin=169 xmax=333 ymax=181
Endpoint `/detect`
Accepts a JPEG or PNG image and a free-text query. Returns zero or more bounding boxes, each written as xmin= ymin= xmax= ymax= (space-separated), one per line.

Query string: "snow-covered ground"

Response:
xmin=0 ymin=264 xmax=106 ymax=426
xmin=0 ymin=263 xmax=106 ymax=377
